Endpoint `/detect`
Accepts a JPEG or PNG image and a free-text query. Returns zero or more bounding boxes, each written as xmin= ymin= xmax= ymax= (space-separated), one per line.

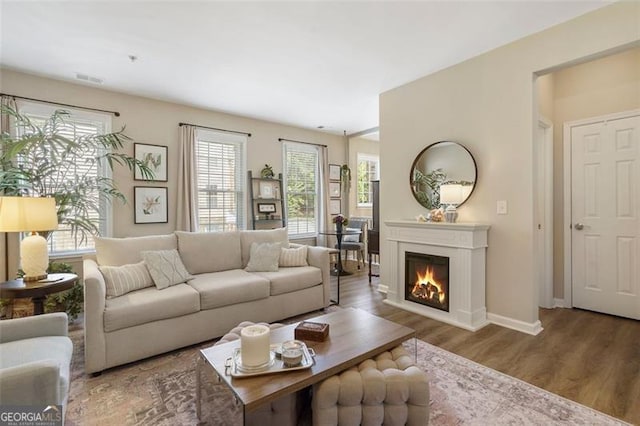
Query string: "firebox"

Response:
xmin=404 ymin=252 xmax=450 ymax=312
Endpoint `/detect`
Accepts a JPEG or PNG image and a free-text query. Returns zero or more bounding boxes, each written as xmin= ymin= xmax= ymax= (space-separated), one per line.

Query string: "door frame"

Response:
xmin=562 ymin=108 xmax=640 ymax=308
xmin=536 ymin=116 xmax=554 ymax=309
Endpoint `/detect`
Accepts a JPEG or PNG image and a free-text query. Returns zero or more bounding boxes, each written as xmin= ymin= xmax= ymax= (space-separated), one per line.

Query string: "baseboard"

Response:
xmin=487 ymin=313 xmax=543 ymax=336
xmin=553 ymin=298 xmax=565 ymax=308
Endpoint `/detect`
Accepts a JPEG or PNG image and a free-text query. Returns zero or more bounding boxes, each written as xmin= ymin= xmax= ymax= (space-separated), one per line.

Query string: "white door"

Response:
xmin=571 ymin=114 xmax=640 ymax=320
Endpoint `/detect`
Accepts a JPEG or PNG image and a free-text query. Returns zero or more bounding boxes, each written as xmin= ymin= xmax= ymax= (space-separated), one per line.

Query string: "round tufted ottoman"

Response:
xmin=214 ymin=321 xmax=300 ymax=426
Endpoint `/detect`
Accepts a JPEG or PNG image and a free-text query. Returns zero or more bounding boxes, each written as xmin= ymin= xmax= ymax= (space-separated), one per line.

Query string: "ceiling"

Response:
xmin=0 ymin=1 xmax=610 ymax=135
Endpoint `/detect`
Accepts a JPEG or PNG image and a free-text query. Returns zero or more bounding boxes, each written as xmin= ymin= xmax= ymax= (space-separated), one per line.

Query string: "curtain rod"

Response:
xmin=0 ymin=93 xmax=120 ymax=117
xmin=179 ymin=122 xmax=251 ymax=137
xmin=278 ymin=137 xmax=327 ymax=148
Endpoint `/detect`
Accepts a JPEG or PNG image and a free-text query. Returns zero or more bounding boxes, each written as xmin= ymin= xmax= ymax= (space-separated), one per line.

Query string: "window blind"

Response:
xmin=283 ymin=142 xmax=319 ymax=237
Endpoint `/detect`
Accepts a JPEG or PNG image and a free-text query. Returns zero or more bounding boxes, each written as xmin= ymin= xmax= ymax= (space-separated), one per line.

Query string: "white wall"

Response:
xmin=379 ymin=2 xmax=639 ymax=328
xmin=0 ymin=69 xmax=345 ymax=278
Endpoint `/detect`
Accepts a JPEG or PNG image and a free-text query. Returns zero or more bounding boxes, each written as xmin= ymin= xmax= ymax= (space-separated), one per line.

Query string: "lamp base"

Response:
xmin=23 ymin=274 xmax=48 ymax=282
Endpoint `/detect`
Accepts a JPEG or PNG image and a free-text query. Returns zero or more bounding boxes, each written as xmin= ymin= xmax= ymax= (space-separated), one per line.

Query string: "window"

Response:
xmin=357 ymin=153 xmax=379 ymax=207
xmin=195 ymin=129 xmax=247 ymax=232
xmin=15 ymin=102 xmax=112 ymax=255
xmin=283 ymin=142 xmax=319 ymax=237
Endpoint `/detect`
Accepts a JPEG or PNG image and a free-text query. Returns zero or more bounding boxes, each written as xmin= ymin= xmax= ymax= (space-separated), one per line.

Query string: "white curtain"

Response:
xmin=1 ymin=95 xmax=18 ymax=280
xmin=176 ymin=125 xmax=199 ymax=231
xmin=317 ymin=145 xmax=331 ymax=247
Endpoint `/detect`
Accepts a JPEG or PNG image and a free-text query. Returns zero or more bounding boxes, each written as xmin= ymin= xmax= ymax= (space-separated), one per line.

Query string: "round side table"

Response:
xmin=0 ymin=273 xmax=78 ymax=315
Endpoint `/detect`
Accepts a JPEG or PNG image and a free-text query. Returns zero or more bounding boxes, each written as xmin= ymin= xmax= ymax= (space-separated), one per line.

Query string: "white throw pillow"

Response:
xmin=141 ymin=249 xmax=193 ymax=290
xmin=100 ymin=261 xmax=154 ymax=298
xmin=245 ymin=242 xmax=282 ymax=272
xmin=342 ymin=227 xmax=360 ymax=242
xmin=280 ymin=245 xmax=308 ymax=267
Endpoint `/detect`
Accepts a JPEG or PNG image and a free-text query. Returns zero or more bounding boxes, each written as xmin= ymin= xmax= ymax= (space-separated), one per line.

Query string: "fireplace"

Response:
xmin=405 ymin=251 xmax=449 ymax=312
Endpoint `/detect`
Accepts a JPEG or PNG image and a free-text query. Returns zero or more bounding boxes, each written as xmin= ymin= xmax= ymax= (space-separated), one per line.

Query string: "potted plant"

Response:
xmin=0 ymin=105 xmax=153 ymax=320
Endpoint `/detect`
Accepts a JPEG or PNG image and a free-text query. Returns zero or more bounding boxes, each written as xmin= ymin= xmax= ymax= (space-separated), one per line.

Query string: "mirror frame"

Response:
xmin=410 ymin=141 xmax=477 ymax=209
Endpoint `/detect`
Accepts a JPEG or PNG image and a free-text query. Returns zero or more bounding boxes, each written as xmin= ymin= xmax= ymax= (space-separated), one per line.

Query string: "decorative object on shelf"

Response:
xmin=260 ymin=164 xmax=275 ymax=179
xmin=416 ymin=214 xmax=428 ymax=223
xmin=329 ymin=182 xmax=341 ymax=198
xmin=330 ymin=199 xmax=341 ymax=215
xmin=329 ymin=164 xmax=341 ymax=181
xmin=134 ymin=187 xmax=168 ymax=224
xmin=257 ymin=203 xmax=276 ymax=213
xmin=340 ymin=164 xmax=351 ymax=193
xmin=410 ymin=141 xmax=477 ymax=210
xmin=440 ymin=183 xmax=463 ymax=223
xmin=430 ymin=208 xmax=444 ymax=222
xmin=134 ymin=143 xmax=168 ymax=182
xmin=0 ymin=197 xmax=58 ymax=281
xmin=0 ymin=105 xmax=153 ymax=246
xmin=332 ymin=214 xmax=349 ymax=233
xmin=259 ymin=181 xmax=274 ymax=199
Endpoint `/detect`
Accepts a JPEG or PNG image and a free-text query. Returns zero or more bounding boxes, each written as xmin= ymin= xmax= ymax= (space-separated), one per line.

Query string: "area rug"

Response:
xmin=65 ymin=328 xmax=628 ymax=426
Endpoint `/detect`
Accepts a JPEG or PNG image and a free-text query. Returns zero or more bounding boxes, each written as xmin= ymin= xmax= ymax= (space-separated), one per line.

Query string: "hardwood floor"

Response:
xmin=334 ymin=260 xmax=640 ymax=425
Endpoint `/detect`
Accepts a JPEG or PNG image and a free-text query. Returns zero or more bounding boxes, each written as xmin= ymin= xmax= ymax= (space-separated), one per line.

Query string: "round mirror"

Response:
xmin=410 ymin=141 xmax=477 ymax=209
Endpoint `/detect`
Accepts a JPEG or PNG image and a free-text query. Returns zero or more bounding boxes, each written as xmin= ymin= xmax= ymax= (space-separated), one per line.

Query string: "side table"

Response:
xmin=0 ymin=273 xmax=77 ymax=316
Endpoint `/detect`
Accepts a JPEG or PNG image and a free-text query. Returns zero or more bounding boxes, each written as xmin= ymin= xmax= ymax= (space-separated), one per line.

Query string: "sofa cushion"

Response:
xmin=188 ymin=270 xmax=270 ymax=310
xmin=280 ymin=245 xmax=308 ymax=267
xmin=100 ymin=261 xmax=154 ymax=298
xmin=141 ymin=249 xmax=193 ymax=290
xmin=245 ymin=242 xmax=281 ymax=272
xmin=104 ymin=283 xmax=200 ymax=332
xmin=95 ymin=234 xmax=177 ymax=266
xmin=254 ymin=266 xmax=322 ymax=296
xmin=175 ymin=231 xmax=242 ymax=274
xmin=0 ymin=336 xmax=72 ymax=403
xmin=240 ymin=228 xmax=288 ymax=268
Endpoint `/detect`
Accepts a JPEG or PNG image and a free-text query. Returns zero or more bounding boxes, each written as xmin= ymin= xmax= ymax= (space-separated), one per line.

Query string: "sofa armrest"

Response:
xmin=306 ymin=245 xmax=331 ymax=306
xmin=0 ymin=313 xmax=68 ymax=344
xmin=0 ymin=360 xmax=61 ymax=405
xmin=83 ymin=258 xmax=107 ymax=374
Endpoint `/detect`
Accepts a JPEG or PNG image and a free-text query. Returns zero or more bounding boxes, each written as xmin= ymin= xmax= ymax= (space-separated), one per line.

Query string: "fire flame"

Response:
xmin=412 ymin=265 xmax=446 ymax=304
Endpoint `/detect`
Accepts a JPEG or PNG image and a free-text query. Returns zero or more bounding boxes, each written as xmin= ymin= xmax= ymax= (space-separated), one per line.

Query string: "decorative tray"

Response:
xmin=225 ymin=343 xmax=315 ymax=378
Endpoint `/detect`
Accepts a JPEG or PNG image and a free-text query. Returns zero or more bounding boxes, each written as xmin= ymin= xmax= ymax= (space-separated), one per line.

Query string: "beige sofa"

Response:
xmin=83 ymin=228 xmax=330 ymax=374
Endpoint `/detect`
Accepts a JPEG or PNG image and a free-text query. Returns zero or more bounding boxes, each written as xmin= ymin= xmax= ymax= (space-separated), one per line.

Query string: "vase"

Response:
xmin=335 ymin=222 xmax=343 ymax=233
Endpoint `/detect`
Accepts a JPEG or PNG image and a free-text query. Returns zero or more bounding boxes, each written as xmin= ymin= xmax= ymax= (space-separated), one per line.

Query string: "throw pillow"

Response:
xmin=343 ymin=227 xmax=360 ymax=242
xmin=141 ymin=249 xmax=194 ymax=290
xmin=280 ymin=245 xmax=308 ymax=267
xmin=245 ymin=242 xmax=282 ymax=272
xmin=100 ymin=261 xmax=154 ymax=298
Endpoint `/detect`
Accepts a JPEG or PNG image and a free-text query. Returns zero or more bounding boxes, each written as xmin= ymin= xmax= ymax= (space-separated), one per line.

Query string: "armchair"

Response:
xmin=0 ymin=313 xmax=72 ymax=416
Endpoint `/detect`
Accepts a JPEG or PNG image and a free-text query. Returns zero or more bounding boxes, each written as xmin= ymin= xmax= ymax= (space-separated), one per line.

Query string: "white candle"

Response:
xmin=240 ymin=324 xmax=270 ymax=367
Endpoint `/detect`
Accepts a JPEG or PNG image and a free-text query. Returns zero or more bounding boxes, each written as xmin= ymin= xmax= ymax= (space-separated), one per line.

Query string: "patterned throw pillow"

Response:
xmin=141 ymin=249 xmax=193 ymax=290
xmin=244 ymin=242 xmax=282 ymax=272
xmin=279 ymin=245 xmax=308 ymax=267
xmin=343 ymin=227 xmax=360 ymax=242
xmin=100 ymin=261 xmax=154 ymax=298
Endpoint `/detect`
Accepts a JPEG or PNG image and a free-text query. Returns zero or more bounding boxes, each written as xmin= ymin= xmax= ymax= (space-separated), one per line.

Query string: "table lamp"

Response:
xmin=439 ymin=184 xmax=463 ymax=223
xmin=0 ymin=196 xmax=58 ymax=281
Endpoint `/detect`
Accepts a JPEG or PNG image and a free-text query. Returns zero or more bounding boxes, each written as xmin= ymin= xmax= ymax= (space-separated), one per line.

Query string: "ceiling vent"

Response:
xmin=75 ymin=73 xmax=104 ymax=85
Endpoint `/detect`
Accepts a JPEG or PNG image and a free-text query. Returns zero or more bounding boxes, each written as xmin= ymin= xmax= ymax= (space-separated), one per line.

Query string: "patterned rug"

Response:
xmin=65 ymin=324 xmax=629 ymax=425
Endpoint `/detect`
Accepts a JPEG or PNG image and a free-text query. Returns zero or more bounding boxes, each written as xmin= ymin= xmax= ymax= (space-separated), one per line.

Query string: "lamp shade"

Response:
xmin=0 ymin=196 xmax=58 ymax=232
xmin=439 ymin=184 xmax=463 ymax=205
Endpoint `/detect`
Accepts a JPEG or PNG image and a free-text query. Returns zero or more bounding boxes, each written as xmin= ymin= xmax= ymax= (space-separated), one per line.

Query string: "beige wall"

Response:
xmin=347 ymin=136 xmax=380 ymax=218
xmin=549 ymin=47 xmax=640 ymax=299
xmin=0 ymin=69 xmax=345 ymax=278
xmin=379 ymin=2 xmax=640 ymax=327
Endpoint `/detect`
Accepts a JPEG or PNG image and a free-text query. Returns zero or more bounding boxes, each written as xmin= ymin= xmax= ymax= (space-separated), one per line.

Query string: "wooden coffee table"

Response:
xmin=196 ymin=308 xmax=415 ymax=423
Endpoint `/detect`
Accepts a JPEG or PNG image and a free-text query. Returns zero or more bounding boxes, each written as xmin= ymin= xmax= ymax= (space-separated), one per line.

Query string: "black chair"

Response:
xmin=335 ymin=219 xmax=367 ymax=270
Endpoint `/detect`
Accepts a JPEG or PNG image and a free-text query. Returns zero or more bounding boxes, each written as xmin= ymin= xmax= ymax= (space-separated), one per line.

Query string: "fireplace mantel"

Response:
xmin=384 ymin=219 xmax=490 ymax=331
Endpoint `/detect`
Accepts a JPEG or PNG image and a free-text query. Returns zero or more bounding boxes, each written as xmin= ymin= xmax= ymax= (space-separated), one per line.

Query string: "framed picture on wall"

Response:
xmin=134 ymin=186 xmax=168 ymax=224
xmin=329 ymin=164 xmax=341 ymax=181
xmin=330 ymin=199 xmax=341 ymax=215
xmin=134 ymin=143 xmax=168 ymax=182
xmin=329 ymin=182 xmax=341 ymax=198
